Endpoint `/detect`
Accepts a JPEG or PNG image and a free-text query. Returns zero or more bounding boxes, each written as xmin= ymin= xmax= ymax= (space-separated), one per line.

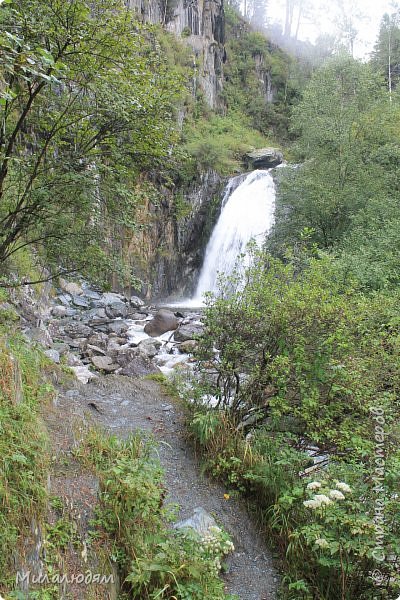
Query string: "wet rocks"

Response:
xmin=244 ymin=147 xmax=283 ymax=169
xmin=120 ymin=355 xmax=160 ymax=377
xmin=130 ymin=296 xmax=145 ymax=309
xmin=179 ymin=339 xmax=198 ymax=354
xmin=105 ymin=301 xmax=128 ymax=319
xmin=138 ymin=338 xmax=162 ymax=359
xmin=174 ymin=323 xmax=204 ymax=342
xmin=144 ymin=309 xmax=179 ymax=337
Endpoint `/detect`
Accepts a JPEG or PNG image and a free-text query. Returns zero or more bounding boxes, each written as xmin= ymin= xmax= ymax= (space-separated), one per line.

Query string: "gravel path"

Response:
xmin=58 ymin=375 xmax=279 ymax=600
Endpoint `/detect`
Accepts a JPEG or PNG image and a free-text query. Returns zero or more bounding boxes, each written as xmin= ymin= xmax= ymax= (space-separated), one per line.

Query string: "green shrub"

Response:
xmin=76 ymin=428 xmax=236 ymax=599
xmin=184 ymin=248 xmax=400 ymax=599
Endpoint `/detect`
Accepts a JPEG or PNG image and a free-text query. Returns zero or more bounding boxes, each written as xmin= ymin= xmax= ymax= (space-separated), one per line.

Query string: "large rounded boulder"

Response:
xmin=144 ymin=309 xmax=179 ymax=337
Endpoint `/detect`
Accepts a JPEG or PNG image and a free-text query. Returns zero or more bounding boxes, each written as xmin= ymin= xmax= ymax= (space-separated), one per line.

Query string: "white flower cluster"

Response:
xmin=200 ymin=525 xmax=235 ymax=575
xmin=303 ymin=480 xmax=351 ymax=510
xmin=314 ymin=538 xmax=330 ymax=549
xmin=304 ymin=494 xmax=332 ymax=509
xmin=335 ymin=481 xmax=352 ymax=494
xmin=307 ymin=481 xmax=322 ymax=490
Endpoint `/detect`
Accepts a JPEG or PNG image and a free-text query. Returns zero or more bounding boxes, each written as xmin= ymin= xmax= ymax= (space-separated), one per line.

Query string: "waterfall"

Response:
xmin=192 ymin=169 xmax=276 ymax=303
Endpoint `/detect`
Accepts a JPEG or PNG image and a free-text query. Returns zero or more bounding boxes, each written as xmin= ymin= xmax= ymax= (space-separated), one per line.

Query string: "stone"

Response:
xmin=99 ymin=292 xmax=125 ymax=305
xmin=85 ymin=307 xmax=107 ymax=320
xmin=129 ymin=295 xmax=145 ymax=309
xmin=244 ymin=147 xmax=283 ymax=169
xmin=105 ymin=301 xmax=128 ymax=319
xmin=174 ymin=323 xmax=204 ymax=342
xmin=175 ymin=507 xmax=218 ymax=537
xmin=63 ymin=321 xmax=92 ymax=338
xmin=65 ymin=352 xmax=82 ymax=366
xmin=72 ymin=295 xmax=89 ymax=308
xmin=107 ymin=320 xmax=129 ymax=335
xmin=138 ymin=338 xmax=162 ymax=359
xmin=144 ymin=309 xmax=179 ymax=337
xmin=24 ymin=327 xmax=53 ymax=348
xmin=179 ymin=339 xmax=198 ymax=354
xmin=91 ymin=355 xmax=120 ymax=372
xmin=52 ymin=342 xmax=70 ymax=355
xmin=81 ymin=288 xmax=101 ymax=300
xmin=87 ymin=332 xmax=108 ymax=348
xmin=51 ymin=305 xmax=68 ymax=318
xmin=57 ymin=293 xmax=72 ymax=306
xmin=120 ymin=355 xmax=160 ymax=377
xmin=59 ymin=279 xmax=83 ymax=296
xmin=44 ymin=349 xmax=60 ymax=363
xmin=70 ymin=365 xmax=97 ymax=384
xmin=86 ymin=344 xmax=106 ymax=356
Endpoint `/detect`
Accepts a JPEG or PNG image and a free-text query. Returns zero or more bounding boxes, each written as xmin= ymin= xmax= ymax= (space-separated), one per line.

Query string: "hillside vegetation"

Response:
xmin=185 ymin=41 xmax=400 ymax=600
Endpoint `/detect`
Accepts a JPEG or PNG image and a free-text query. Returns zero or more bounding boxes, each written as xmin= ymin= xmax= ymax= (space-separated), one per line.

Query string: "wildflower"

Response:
xmin=335 ymin=481 xmax=352 ymax=494
xmin=315 ymin=538 xmax=330 ymax=549
xmin=307 ymin=481 xmax=322 ymax=490
xmin=329 ymin=489 xmax=345 ymax=500
xmin=313 ymin=494 xmax=332 ymax=506
xmin=303 ymin=499 xmax=319 ymax=509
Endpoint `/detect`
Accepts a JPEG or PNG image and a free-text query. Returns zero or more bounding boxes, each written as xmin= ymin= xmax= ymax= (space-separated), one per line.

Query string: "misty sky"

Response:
xmin=267 ymin=0 xmax=394 ymax=58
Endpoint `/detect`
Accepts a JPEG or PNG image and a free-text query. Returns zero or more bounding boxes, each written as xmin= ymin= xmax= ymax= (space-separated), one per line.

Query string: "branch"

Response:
xmin=0 ymin=267 xmax=78 ymax=289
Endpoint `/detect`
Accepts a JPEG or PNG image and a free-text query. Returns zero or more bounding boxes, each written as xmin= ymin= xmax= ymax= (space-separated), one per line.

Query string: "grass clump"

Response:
xmin=0 ymin=333 xmax=53 ymax=591
xmin=76 ymin=428 xmax=236 ymax=599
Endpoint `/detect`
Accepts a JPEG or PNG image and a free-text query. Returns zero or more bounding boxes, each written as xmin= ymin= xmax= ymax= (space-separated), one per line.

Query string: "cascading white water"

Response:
xmin=192 ymin=169 xmax=276 ymax=303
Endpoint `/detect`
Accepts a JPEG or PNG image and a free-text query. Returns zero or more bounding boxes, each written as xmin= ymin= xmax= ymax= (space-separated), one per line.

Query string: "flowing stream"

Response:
xmin=192 ymin=169 xmax=276 ymax=303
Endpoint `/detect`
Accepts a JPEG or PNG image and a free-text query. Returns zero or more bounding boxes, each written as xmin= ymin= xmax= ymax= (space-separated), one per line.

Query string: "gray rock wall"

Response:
xmin=125 ymin=0 xmax=225 ymax=109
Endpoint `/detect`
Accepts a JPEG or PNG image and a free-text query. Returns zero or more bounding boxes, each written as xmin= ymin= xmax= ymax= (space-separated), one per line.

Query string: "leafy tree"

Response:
xmin=270 ymin=55 xmax=385 ymax=249
xmin=0 ymin=0 xmax=184 ymax=280
xmin=372 ymin=8 xmax=400 ymax=99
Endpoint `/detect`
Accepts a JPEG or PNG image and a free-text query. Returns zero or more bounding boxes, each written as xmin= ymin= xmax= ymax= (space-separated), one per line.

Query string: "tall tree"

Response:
xmin=0 ymin=0 xmax=184 ymax=275
xmin=372 ymin=8 xmax=400 ymax=100
xmin=270 ymin=55 xmax=385 ymax=249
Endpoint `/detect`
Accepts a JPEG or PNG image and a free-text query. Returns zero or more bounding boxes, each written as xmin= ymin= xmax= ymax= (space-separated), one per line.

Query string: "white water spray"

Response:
xmin=191 ymin=169 xmax=276 ymax=303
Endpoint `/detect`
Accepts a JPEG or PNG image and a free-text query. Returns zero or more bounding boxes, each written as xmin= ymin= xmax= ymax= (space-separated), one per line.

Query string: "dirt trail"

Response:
xmin=53 ymin=374 xmax=279 ymax=600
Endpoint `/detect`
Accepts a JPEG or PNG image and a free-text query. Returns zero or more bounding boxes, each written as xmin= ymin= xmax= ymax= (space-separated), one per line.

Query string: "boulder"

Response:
xmin=65 ymin=352 xmax=82 ymax=366
xmin=120 ymin=355 xmax=160 ymax=377
xmin=144 ymin=309 xmax=179 ymax=337
xmin=85 ymin=307 xmax=107 ymax=320
xmin=138 ymin=338 xmax=162 ymax=359
xmin=174 ymin=323 xmax=204 ymax=342
xmin=105 ymin=301 xmax=128 ymax=319
xmin=99 ymin=292 xmax=125 ymax=306
xmin=70 ymin=365 xmax=97 ymax=384
xmin=81 ymin=288 xmax=101 ymax=300
xmin=107 ymin=320 xmax=129 ymax=335
xmin=72 ymin=295 xmax=89 ymax=308
xmin=24 ymin=327 xmax=53 ymax=348
xmin=50 ymin=305 xmax=66 ymax=318
xmin=57 ymin=293 xmax=72 ymax=306
xmin=44 ymin=349 xmax=60 ymax=364
xmin=87 ymin=332 xmax=108 ymax=348
xmin=53 ymin=342 xmax=70 ymax=355
xmin=63 ymin=321 xmax=93 ymax=338
xmin=244 ymin=147 xmax=283 ymax=169
xmin=179 ymin=339 xmax=198 ymax=354
xmin=86 ymin=344 xmax=106 ymax=356
xmin=114 ymin=347 xmax=139 ymax=368
xmin=91 ymin=355 xmax=119 ymax=372
xmin=175 ymin=507 xmax=218 ymax=537
xmin=129 ymin=295 xmax=145 ymax=309
xmin=59 ymin=279 xmax=83 ymax=296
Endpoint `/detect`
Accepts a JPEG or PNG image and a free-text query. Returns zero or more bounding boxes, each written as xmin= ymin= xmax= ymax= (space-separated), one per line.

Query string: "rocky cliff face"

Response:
xmin=126 ymin=0 xmax=225 ymax=109
xmin=121 ymin=170 xmax=225 ymax=300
